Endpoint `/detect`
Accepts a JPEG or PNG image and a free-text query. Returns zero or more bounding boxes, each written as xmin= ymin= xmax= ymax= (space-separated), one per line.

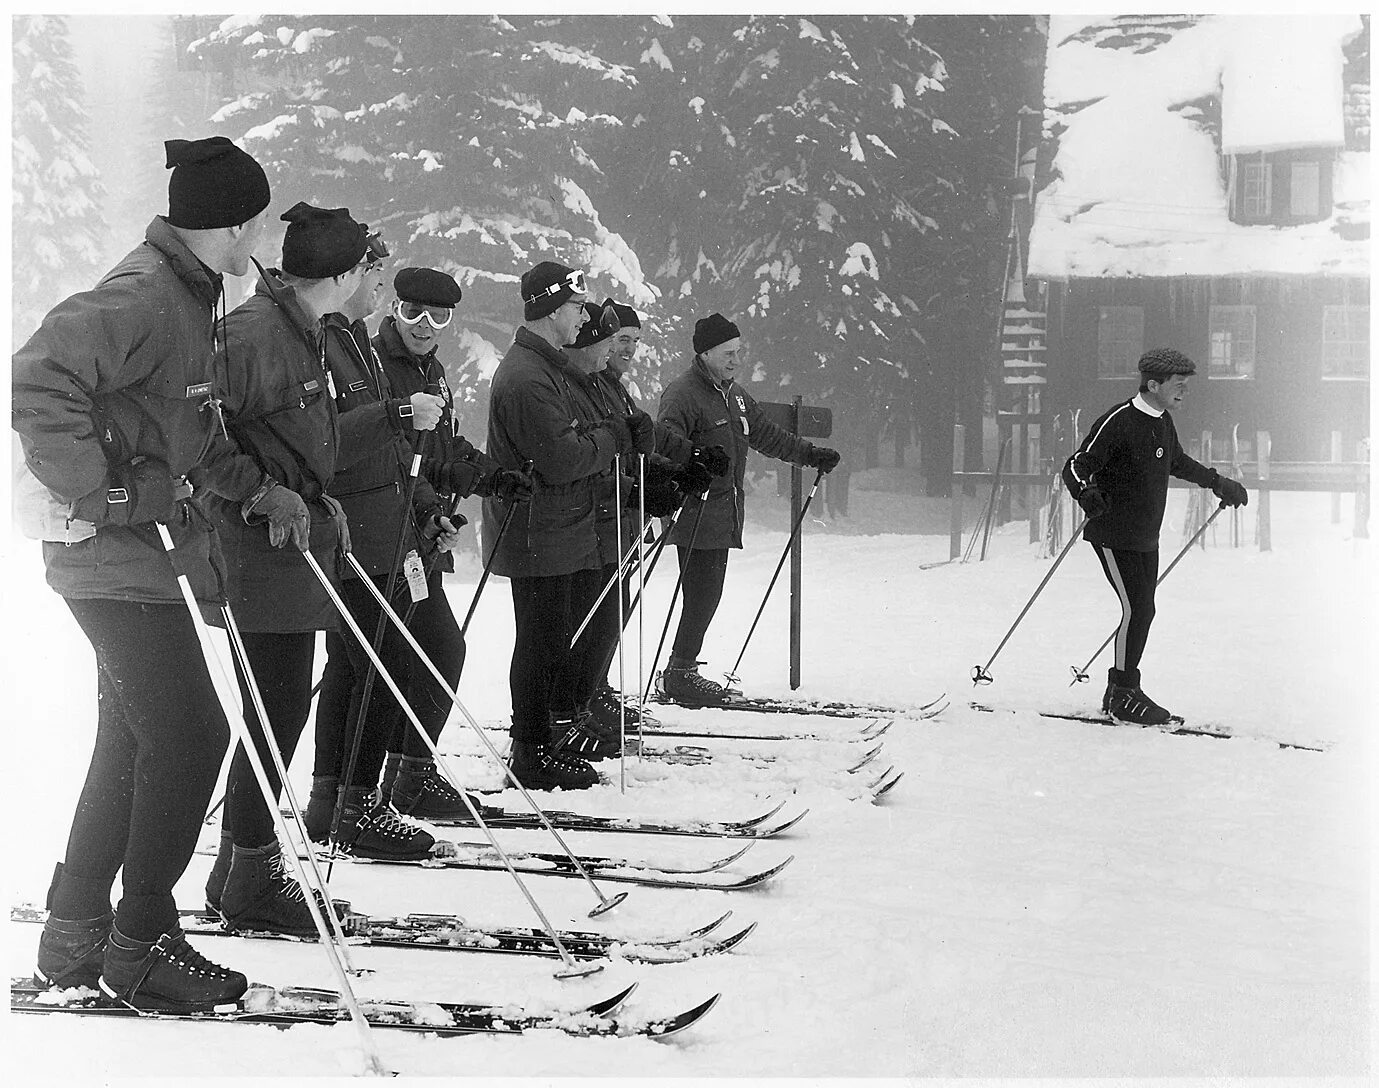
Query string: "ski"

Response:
xmin=11 ymin=977 xmax=718 ymax=1039
xmin=869 ymin=768 xmax=905 ymax=802
xmin=641 ymin=742 xmax=883 ymax=774
xmin=634 ymin=718 xmax=893 ymax=742
xmin=968 ymin=702 xmax=1326 ymax=752
xmin=322 ymin=850 xmax=796 ymax=891
xmin=426 ymin=799 xmax=809 ymax=840
xmin=11 ymin=905 xmax=754 ymax=965
xmin=654 ymin=691 xmax=948 ymax=721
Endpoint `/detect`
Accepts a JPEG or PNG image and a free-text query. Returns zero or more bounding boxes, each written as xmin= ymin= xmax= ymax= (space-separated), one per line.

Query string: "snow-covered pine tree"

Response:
xmin=11 ymin=14 xmax=106 ymax=349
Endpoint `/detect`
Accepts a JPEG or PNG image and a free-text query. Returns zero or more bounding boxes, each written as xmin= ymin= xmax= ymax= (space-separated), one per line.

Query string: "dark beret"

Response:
xmin=394 ymin=267 xmax=462 ymax=308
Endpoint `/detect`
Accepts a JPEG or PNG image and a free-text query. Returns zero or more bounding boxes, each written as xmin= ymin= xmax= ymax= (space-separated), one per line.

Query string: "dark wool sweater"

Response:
xmin=1062 ymin=396 xmax=1216 ymax=552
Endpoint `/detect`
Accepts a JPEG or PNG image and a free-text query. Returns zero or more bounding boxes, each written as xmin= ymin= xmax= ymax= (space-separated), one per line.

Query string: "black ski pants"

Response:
xmin=670 ymin=547 xmax=730 ymax=664
xmin=508 ymin=567 xmax=602 ymax=743
xmin=579 ymin=561 xmax=626 ymax=704
xmin=224 ymin=631 xmax=317 ymax=848
xmin=52 ymin=599 xmax=229 ymax=941
xmin=314 ymin=569 xmax=465 ymax=786
xmin=1092 ymin=544 xmax=1160 ymax=679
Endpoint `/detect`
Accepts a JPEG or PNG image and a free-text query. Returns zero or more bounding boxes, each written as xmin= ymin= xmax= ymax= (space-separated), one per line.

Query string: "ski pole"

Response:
xmin=458 ymin=459 xmax=531 ymax=639
xmin=640 ymin=488 xmax=711 ymax=709
xmin=613 ymin=465 xmax=628 ymax=792
xmin=340 ymin=549 xmax=629 ymax=918
xmin=569 ymin=518 xmax=662 ymax=647
xmin=971 ymin=515 xmax=1088 ymax=685
xmin=724 ymin=468 xmax=826 ymax=688
xmin=303 ymin=549 xmax=614 ymax=977
xmin=1068 ymin=502 xmax=1226 ymax=685
xmin=154 ymin=524 xmax=387 ymax=1076
xmin=635 ymin=454 xmax=647 ymax=758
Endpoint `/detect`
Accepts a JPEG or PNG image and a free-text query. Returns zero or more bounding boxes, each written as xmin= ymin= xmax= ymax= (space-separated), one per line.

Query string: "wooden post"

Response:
xmin=1356 ymin=438 xmax=1370 ymax=540
xmin=1257 ymin=429 xmax=1271 ymax=553
xmin=950 ymin=423 xmax=965 ymax=560
xmin=1330 ymin=431 xmax=1343 ymax=524
xmin=789 ymin=396 xmax=803 ymax=690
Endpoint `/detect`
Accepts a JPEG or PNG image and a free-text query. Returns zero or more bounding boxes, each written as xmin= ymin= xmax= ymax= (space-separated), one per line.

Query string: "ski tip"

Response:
xmin=646 ymin=993 xmax=721 ymax=1039
xmin=716 ymin=921 xmax=758 ymax=953
xmin=756 ymin=808 xmax=809 ymax=837
xmin=730 ymin=798 xmax=789 ymax=828
xmin=586 ymin=981 xmax=639 ymax=1018
xmin=689 ymin=910 xmax=732 ymax=939
xmin=870 ymin=770 xmax=905 ymax=802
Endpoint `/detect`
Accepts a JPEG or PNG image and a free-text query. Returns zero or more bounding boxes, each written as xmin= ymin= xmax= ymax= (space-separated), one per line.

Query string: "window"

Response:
xmin=1290 ymin=161 xmax=1320 ymax=217
xmin=1208 ymin=306 xmax=1256 ymax=379
xmin=1096 ymin=306 xmax=1143 ymax=379
xmin=1322 ymin=306 xmax=1369 ymax=379
xmin=1241 ymin=159 xmax=1271 ymax=218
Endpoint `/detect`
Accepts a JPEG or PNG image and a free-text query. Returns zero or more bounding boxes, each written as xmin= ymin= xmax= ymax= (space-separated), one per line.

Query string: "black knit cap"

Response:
xmin=1138 ymin=348 xmax=1197 ymax=377
xmin=521 ymin=260 xmax=585 ymax=321
xmin=571 ymin=301 xmax=620 ymax=350
xmin=280 ymin=202 xmax=368 ymax=279
xmin=395 ymin=267 xmax=462 ymax=308
xmin=164 ymin=137 xmax=270 ymax=230
xmin=601 ymin=297 xmax=641 ymax=329
xmin=693 ymin=312 xmax=740 ymax=355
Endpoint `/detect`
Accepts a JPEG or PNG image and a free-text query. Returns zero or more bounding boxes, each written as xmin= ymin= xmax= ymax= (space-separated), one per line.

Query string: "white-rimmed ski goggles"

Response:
xmin=395 ymin=300 xmax=454 ymax=330
xmin=523 ymin=267 xmax=588 ymax=304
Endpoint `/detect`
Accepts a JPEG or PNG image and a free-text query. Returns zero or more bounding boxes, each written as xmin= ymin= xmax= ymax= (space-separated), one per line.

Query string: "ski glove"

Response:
xmin=804 ymin=446 xmax=841 ymax=473
xmin=625 ymin=409 xmax=656 ymax=456
xmin=244 ymin=480 xmax=311 ymax=550
xmin=72 ymin=457 xmax=191 ymax=528
xmin=692 ymin=444 xmax=731 ymax=478
xmin=599 ymin=414 xmax=635 ymax=455
xmin=490 ymin=468 xmax=535 ymax=502
xmin=320 ymin=494 xmax=351 ymax=555
xmin=1210 ymin=471 xmax=1249 ymax=508
xmin=1076 ymin=486 xmax=1109 ymax=520
xmin=675 ymin=459 xmax=715 ymax=496
xmin=630 ymin=476 xmax=684 ymax=518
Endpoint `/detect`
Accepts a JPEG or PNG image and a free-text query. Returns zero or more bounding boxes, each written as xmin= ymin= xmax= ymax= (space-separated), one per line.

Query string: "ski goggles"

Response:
xmin=523 ymin=267 xmax=587 ymax=305
xmin=396 ymin=300 xmax=454 ymax=330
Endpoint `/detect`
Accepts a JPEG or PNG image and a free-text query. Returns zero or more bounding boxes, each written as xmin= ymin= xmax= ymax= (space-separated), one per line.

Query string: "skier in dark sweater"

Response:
xmin=1061 ymin=348 xmax=1248 ymax=726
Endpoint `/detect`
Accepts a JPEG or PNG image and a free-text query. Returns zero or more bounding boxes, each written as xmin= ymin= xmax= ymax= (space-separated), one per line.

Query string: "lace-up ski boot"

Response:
xmin=203 ymin=827 xmax=234 ymax=914
xmin=587 ymin=686 xmax=645 ymax=731
xmin=549 ymin=710 xmax=621 ymax=761
xmin=218 ymin=842 xmax=322 ymax=937
xmin=302 ymin=774 xmax=340 ymax=843
xmin=658 ymin=659 xmax=729 ymax=706
xmin=100 ymin=925 xmax=248 ymax=1013
xmin=509 ymin=739 xmax=599 ymax=790
xmin=1101 ymin=667 xmax=1134 ymax=717
xmin=34 ymin=863 xmax=112 ymax=990
xmin=328 ymin=787 xmax=436 ymax=860
xmin=388 ymin=754 xmax=487 ymax=821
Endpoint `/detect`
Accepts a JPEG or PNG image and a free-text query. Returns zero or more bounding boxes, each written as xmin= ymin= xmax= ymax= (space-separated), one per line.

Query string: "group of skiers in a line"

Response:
xmin=12 ymin=136 xmax=841 ymax=1014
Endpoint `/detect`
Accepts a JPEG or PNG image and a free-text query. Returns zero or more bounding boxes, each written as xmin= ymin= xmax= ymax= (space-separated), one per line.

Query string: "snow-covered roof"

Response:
xmin=1029 ymin=14 xmax=1369 ymax=280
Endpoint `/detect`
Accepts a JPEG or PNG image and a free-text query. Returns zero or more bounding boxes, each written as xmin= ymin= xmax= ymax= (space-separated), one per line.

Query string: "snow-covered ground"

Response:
xmin=1 ymin=488 xmax=1372 ymax=1081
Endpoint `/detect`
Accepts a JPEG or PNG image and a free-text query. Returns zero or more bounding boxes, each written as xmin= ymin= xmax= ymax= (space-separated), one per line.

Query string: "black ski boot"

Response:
xmin=549 ymin=710 xmax=621 ymax=761
xmin=328 ymin=787 xmax=436 ymax=860
xmin=658 ymin=659 xmax=729 ymax=706
xmin=587 ymin=686 xmax=644 ymax=731
xmin=218 ymin=842 xmax=321 ymax=937
xmin=34 ymin=862 xmax=111 ymax=990
xmin=303 ymin=774 xmax=340 ymax=843
xmin=100 ymin=925 xmax=248 ymax=1013
xmin=204 ymin=827 xmax=234 ymax=914
xmin=1107 ymin=680 xmax=1178 ymax=727
xmin=1101 ymin=667 xmax=1135 ymax=717
xmin=389 ymin=754 xmax=487 ymax=821
xmin=509 ymin=740 xmax=599 ymax=790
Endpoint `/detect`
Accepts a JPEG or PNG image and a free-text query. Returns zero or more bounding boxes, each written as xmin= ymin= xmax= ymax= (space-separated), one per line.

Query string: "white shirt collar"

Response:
xmin=1132 ymin=393 xmax=1164 ymax=418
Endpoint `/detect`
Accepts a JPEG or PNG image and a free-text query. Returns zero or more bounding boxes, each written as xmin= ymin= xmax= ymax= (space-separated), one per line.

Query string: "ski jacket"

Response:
xmin=481 ymin=327 xmax=620 ymax=578
xmin=657 ymin=356 xmax=814 ymax=550
xmin=1062 ymin=396 xmax=1217 ymax=552
xmin=195 ymin=266 xmax=343 ymax=633
xmin=12 ymin=216 xmax=228 ymax=613
xmin=322 ymin=313 xmax=441 ymax=579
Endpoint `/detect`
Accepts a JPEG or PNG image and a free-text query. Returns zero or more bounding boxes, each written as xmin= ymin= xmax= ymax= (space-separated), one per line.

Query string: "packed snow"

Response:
xmin=1 ymin=482 xmax=1370 ymax=1080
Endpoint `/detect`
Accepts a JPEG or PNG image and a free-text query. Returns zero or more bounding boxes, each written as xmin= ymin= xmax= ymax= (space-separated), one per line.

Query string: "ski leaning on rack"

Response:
xmin=429 ymin=798 xmax=810 ymax=840
xmin=968 ymin=702 xmax=1326 ymax=752
xmin=11 ymin=977 xmax=718 ymax=1039
xmin=11 ymin=905 xmax=753 ymax=965
xmin=654 ymin=691 xmax=948 ymax=722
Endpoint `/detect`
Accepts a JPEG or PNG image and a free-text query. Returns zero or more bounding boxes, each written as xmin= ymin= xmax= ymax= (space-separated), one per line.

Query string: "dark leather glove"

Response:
xmin=600 ymin=414 xmax=634 ymax=455
xmin=244 ymin=481 xmax=311 ymax=550
xmin=625 ymin=409 xmax=655 ymax=456
xmin=320 ymin=494 xmax=351 ymax=555
xmin=673 ymin=459 xmax=714 ymax=496
xmin=630 ymin=476 xmax=684 ymax=517
xmin=431 ymin=458 xmax=483 ymax=498
xmin=692 ymin=444 xmax=731 ymax=478
xmin=1076 ymin=486 xmax=1109 ymax=520
xmin=1210 ymin=471 xmax=1248 ymax=508
xmin=491 ymin=468 xmax=534 ymax=502
xmin=73 ymin=458 xmax=188 ymax=527
xmin=805 ymin=446 xmax=841 ymax=473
